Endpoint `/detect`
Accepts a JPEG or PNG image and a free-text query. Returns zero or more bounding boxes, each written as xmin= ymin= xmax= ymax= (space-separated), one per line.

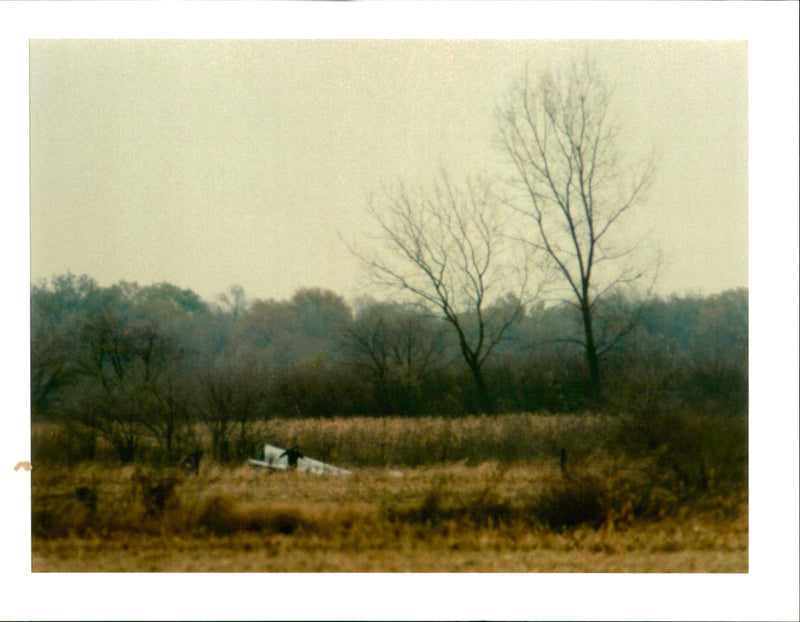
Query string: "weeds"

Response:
xmin=32 ymin=413 xmax=617 ymax=468
xmin=196 ymin=496 xmax=317 ymax=536
xmin=533 ymin=476 xmax=606 ymax=529
xmin=33 ymin=409 xmax=744 ymax=500
xmin=31 ymin=410 xmax=748 ymax=573
xmin=614 ymin=407 xmax=748 ymax=498
xmin=31 ymin=459 xmax=748 ymax=572
xmin=196 ymin=495 xmax=247 ymax=535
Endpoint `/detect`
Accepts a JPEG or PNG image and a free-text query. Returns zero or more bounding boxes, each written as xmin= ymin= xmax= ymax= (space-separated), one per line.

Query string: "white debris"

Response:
xmin=248 ymin=443 xmax=351 ymax=476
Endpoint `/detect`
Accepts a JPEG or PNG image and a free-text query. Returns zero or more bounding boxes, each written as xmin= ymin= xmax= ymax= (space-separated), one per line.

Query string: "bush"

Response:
xmin=681 ymin=353 xmax=748 ymax=414
xmin=531 ymin=476 xmax=607 ymax=529
xmin=31 ymin=423 xmax=99 ymax=466
xmin=614 ymin=406 xmax=748 ymax=497
xmin=197 ymin=495 xmax=314 ymax=536
xmin=197 ymin=495 xmax=247 ymax=535
xmin=487 ymin=353 xmax=592 ymax=414
xmin=132 ymin=471 xmax=181 ymax=518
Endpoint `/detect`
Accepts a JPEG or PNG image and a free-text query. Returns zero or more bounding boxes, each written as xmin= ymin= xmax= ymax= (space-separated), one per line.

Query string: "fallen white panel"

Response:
xmin=248 ymin=444 xmax=351 ymax=476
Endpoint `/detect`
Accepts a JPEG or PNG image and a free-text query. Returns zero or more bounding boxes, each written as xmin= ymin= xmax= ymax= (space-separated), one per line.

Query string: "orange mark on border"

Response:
xmin=14 ymin=461 xmax=32 ymax=472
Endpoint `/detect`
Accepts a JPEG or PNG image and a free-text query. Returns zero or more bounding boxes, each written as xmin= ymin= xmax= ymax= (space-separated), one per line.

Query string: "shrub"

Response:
xmin=197 ymin=495 xmax=246 ymax=535
xmin=31 ymin=422 xmax=100 ymax=466
xmin=32 ymin=486 xmax=99 ymax=538
xmin=196 ymin=495 xmax=313 ymax=536
xmin=614 ymin=406 xmax=748 ymax=497
xmin=131 ymin=470 xmax=182 ymax=518
xmin=531 ymin=476 xmax=607 ymax=529
xmin=243 ymin=504 xmax=310 ymax=535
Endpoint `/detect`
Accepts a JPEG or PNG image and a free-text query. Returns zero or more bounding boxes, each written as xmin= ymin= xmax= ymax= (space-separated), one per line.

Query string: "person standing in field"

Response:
xmin=280 ymin=446 xmax=304 ymax=469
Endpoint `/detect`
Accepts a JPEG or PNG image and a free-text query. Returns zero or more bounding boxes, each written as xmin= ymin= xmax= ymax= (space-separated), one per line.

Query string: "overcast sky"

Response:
xmin=29 ymin=38 xmax=747 ymax=304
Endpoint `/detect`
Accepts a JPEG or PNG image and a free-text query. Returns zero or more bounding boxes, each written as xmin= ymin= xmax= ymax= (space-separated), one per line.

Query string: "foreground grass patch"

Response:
xmin=31 ymin=459 xmax=747 ymax=572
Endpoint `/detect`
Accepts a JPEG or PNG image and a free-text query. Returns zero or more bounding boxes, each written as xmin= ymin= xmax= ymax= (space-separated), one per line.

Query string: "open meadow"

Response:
xmin=31 ymin=413 xmax=748 ymax=572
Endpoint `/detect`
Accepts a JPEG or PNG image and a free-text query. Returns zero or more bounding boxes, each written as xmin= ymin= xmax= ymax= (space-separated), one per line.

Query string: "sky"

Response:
xmin=29 ymin=37 xmax=749 ymax=305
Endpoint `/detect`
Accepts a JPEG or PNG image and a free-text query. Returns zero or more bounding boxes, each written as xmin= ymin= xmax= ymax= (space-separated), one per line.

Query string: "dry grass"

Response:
xmin=32 ymin=533 xmax=748 ymax=572
xmin=31 ymin=458 xmax=747 ymax=572
xmin=31 ymin=412 xmax=747 ymax=571
xmin=32 ymin=413 xmax=617 ymax=467
xmin=245 ymin=413 xmax=617 ymax=466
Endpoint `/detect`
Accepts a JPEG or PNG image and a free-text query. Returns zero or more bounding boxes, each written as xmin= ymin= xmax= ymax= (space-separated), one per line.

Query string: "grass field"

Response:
xmin=31 ymin=413 xmax=747 ymax=572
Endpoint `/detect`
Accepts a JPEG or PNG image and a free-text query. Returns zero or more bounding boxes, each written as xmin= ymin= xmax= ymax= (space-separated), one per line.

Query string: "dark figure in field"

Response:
xmin=280 ymin=446 xmax=304 ymax=469
xmin=560 ymin=447 xmax=567 ymax=477
xmin=180 ymin=450 xmax=202 ymax=475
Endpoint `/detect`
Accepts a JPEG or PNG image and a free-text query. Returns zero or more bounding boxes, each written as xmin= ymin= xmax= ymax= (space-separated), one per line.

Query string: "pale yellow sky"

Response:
xmin=29 ymin=38 xmax=748 ymax=303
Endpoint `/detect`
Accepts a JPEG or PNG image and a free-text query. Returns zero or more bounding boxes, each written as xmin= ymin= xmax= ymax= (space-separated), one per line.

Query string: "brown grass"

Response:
xmin=32 ymin=413 xmax=617 ymax=467
xmin=31 ymin=458 xmax=747 ymax=572
xmin=31 ymin=412 xmax=747 ymax=571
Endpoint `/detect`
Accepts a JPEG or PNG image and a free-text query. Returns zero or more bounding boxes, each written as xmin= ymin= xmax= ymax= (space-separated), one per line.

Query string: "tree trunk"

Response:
xmin=116 ymin=437 xmax=137 ymax=464
xmin=452 ymin=321 xmax=495 ymax=414
xmin=469 ymin=363 xmax=494 ymax=415
xmin=165 ymin=420 xmax=174 ymax=462
xmin=581 ymin=300 xmax=602 ymax=405
xmin=373 ymin=371 xmax=392 ymax=416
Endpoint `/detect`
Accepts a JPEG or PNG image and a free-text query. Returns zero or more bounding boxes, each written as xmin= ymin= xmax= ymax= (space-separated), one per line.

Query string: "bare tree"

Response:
xmin=199 ymin=358 xmax=265 ymax=461
xmin=217 ymin=285 xmax=247 ymax=321
xmin=358 ymin=172 xmax=532 ymax=413
xmin=344 ymin=300 xmax=446 ymax=414
xmin=497 ymin=56 xmax=657 ymax=402
xmin=70 ymin=313 xmax=180 ymax=463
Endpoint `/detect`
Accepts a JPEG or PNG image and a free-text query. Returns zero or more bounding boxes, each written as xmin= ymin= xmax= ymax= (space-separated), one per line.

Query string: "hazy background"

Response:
xmin=30 ymin=39 xmax=747 ymax=304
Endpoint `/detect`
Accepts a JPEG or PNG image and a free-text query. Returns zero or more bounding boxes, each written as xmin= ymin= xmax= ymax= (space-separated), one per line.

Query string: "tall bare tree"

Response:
xmin=359 ymin=172 xmax=532 ymax=413
xmin=497 ymin=57 xmax=656 ymax=402
xmin=217 ymin=285 xmax=247 ymax=321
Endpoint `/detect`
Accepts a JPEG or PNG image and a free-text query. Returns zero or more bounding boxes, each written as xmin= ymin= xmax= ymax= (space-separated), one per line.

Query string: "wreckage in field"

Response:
xmin=247 ymin=444 xmax=351 ymax=476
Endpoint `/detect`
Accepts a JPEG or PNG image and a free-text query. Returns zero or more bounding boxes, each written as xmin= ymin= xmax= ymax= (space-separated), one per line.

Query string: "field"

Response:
xmin=31 ymin=413 xmax=748 ymax=572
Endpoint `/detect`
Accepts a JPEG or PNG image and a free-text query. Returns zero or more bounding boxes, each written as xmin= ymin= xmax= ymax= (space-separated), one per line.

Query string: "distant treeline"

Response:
xmin=31 ymin=274 xmax=747 ymax=463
